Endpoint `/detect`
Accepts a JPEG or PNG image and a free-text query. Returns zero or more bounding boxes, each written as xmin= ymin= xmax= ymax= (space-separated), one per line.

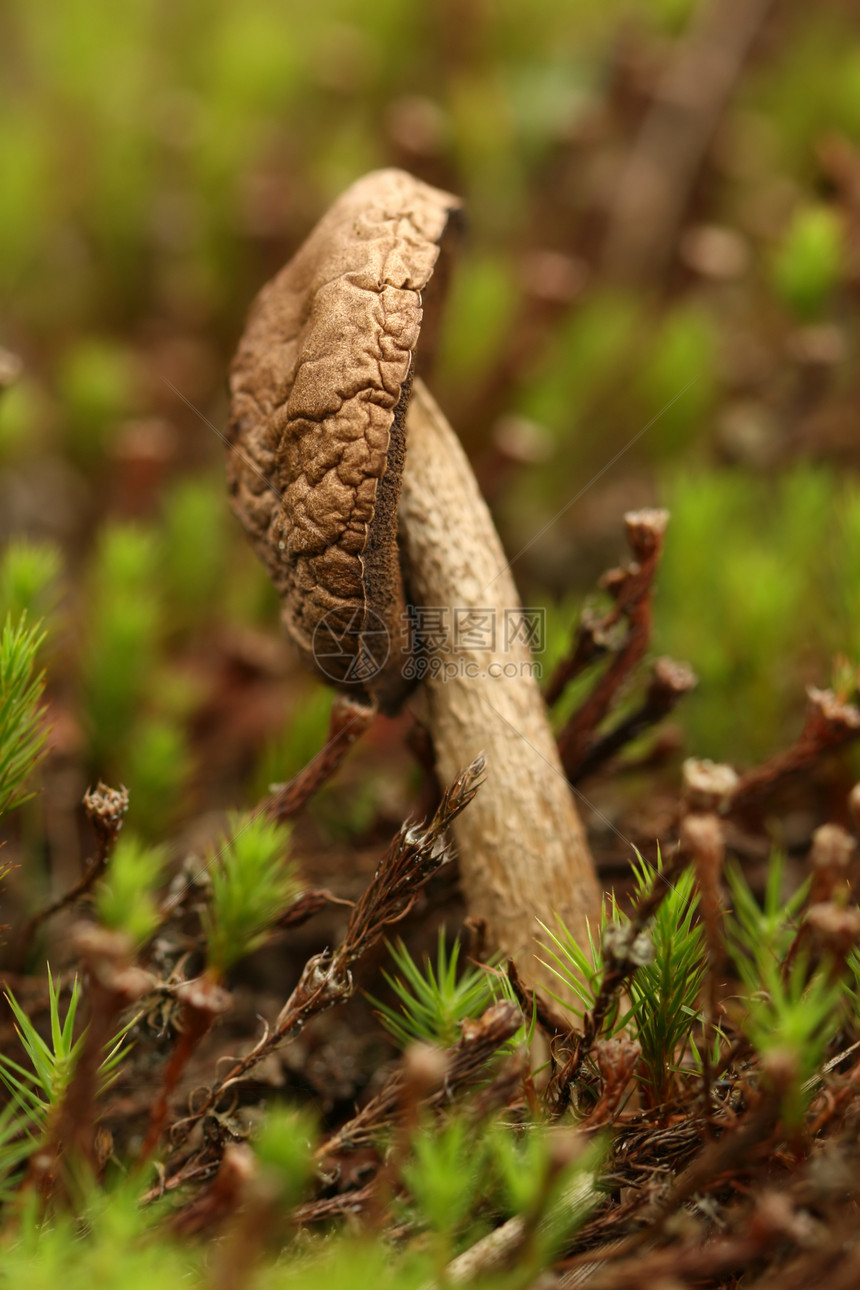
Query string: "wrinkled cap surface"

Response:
xmin=227 ymin=168 xmax=461 ymax=711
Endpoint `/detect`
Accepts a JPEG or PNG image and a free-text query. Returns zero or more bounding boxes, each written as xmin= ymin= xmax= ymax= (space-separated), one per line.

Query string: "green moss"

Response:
xmin=636 ymin=304 xmax=718 ymax=459
xmin=124 ymin=716 xmax=193 ymax=840
xmin=96 ymin=834 xmax=168 ymax=946
xmin=203 ymin=812 xmax=299 ymax=976
xmin=254 ymin=687 xmax=332 ymax=799
xmin=654 ymin=467 xmax=856 ymax=761
xmin=0 ymin=379 xmax=51 ymax=461
xmin=770 ymin=205 xmax=844 ymax=320
xmin=57 ymin=340 xmax=138 ymax=462
xmin=0 ymin=614 xmax=48 ymax=818
xmin=0 ymin=540 xmax=61 ymax=626
xmin=82 ymin=524 xmax=162 ymax=768
xmin=518 ymin=290 xmax=642 ymax=440
xmin=437 ymin=253 xmax=520 ymax=391
xmin=160 ymin=473 xmax=229 ymax=634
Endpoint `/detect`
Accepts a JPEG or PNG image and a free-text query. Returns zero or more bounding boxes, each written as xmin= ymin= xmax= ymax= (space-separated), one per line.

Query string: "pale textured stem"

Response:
xmin=399 ymin=380 xmax=601 ymax=986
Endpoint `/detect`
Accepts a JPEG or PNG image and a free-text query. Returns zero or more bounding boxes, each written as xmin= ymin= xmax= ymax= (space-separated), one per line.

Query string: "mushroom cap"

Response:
xmin=228 ymin=169 xmax=461 ymax=712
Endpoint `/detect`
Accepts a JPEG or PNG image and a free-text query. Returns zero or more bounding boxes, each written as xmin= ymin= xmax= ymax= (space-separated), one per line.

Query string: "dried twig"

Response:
xmin=16 ymin=783 xmax=128 ymax=961
xmin=140 ymin=975 xmax=232 ymax=1161
xmin=315 ymin=999 xmax=522 ymax=1170
xmin=680 ymin=807 xmax=727 ymax=1124
xmin=265 ymin=695 xmax=374 ymax=822
xmin=165 ymin=756 xmax=486 ymax=1153
xmin=557 ymin=510 xmax=670 ymax=781
xmin=573 ymin=657 xmax=696 ymax=783
xmin=731 ymin=688 xmax=860 ymax=815
xmin=543 ymin=607 xmax=617 ymax=710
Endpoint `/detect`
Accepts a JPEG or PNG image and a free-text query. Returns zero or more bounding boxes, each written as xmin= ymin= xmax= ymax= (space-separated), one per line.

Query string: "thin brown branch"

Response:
xmin=16 ymin=783 xmax=128 ymax=963
xmin=265 ymin=694 xmax=374 ymax=822
xmin=558 ymin=510 xmax=669 ymax=781
xmin=731 ymin=688 xmax=860 ymax=815
xmin=314 ymin=999 xmax=522 ymax=1168
xmin=139 ymin=975 xmax=231 ymax=1162
xmin=542 ymin=607 xmax=615 ymax=709
xmin=680 ymin=809 xmax=727 ymax=1125
xmin=572 ymin=657 xmax=696 ymax=783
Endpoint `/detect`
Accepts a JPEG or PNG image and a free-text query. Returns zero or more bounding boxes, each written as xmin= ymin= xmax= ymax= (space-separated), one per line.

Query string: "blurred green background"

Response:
xmin=2 ymin=0 xmax=860 ymax=843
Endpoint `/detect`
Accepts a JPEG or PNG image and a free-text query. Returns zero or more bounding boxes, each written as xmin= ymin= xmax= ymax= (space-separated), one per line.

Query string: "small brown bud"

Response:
xmin=651 ymin=656 xmax=697 ymax=700
xmin=809 ymin=824 xmax=856 ymax=904
xmin=680 ymin=812 xmax=725 ymax=881
xmin=602 ymin=921 xmax=654 ymax=967
xmin=595 ymin=1037 xmax=641 ymax=1090
xmin=71 ymin=922 xmax=153 ymax=998
xmin=624 ymin=508 xmax=669 ymax=560
xmin=806 ymin=902 xmax=860 ymax=956
xmin=83 ymin=782 xmax=129 ymax=848
xmin=0 ymin=347 xmax=23 ymax=390
xmin=811 ymin=824 xmax=856 ymax=874
xmin=682 ymin=758 xmax=739 ymax=814
xmin=806 ymin=687 xmax=860 ymax=733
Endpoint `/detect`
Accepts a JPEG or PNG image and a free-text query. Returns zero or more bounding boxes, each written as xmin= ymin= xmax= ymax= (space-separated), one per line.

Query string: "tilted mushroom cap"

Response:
xmin=228 ymin=169 xmax=462 ymax=713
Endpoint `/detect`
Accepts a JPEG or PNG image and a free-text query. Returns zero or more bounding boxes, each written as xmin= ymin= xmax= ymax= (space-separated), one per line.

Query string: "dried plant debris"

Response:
xmin=547 ymin=508 xmax=699 ymax=784
xmin=5 ymin=685 xmax=860 ymax=1289
xmin=157 ymin=755 xmax=486 ymax=1170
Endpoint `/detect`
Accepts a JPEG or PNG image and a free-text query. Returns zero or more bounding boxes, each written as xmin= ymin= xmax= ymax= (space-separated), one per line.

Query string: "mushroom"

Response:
xmin=227 ymin=169 xmax=600 ymax=981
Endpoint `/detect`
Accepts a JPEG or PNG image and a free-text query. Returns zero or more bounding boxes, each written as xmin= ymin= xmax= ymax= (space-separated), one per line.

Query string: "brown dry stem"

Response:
xmin=16 ymin=782 xmax=129 ymax=964
xmin=557 ymin=508 xmax=669 ymax=782
xmin=264 ymin=694 xmax=374 ymax=822
xmin=731 ymin=687 xmax=860 ymax=815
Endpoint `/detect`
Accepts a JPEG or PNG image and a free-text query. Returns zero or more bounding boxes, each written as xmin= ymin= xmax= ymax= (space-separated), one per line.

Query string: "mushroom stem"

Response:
xmin=399 ymin=379 xmax=601 ymax=976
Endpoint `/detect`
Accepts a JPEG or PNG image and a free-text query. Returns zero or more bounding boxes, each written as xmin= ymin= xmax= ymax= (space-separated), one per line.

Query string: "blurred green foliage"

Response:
xmin=159 ymin=473 xmax=229 ymax=632
xmin=82 ymin=524 xmax=163 ymax=767
xmin=202 ymin=812 xmax=299 ymax=976
xmin=655 ymin=468 xmax=859 ymax=760
xmin=0 ymin=615 xmax=48 ymax=818
xmin=95 ymin=833 xmax=168 ymax=946
xmin=770 ymin=205 xmax=845 ymax=320
xmin=1 ymin=0 xmax=860 ymax=783
xmin=0 ymin=540 xmax=61 ymax=627
xmin=57 ymin=341 xmax=138 ymax=463
xmin=252 ymin=1104 xmax=318 ymax=1211
xmin=81 ymin=523 xmax=196 ymax=835
xmin=254 ymin=687 xmax=333 ymax=797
